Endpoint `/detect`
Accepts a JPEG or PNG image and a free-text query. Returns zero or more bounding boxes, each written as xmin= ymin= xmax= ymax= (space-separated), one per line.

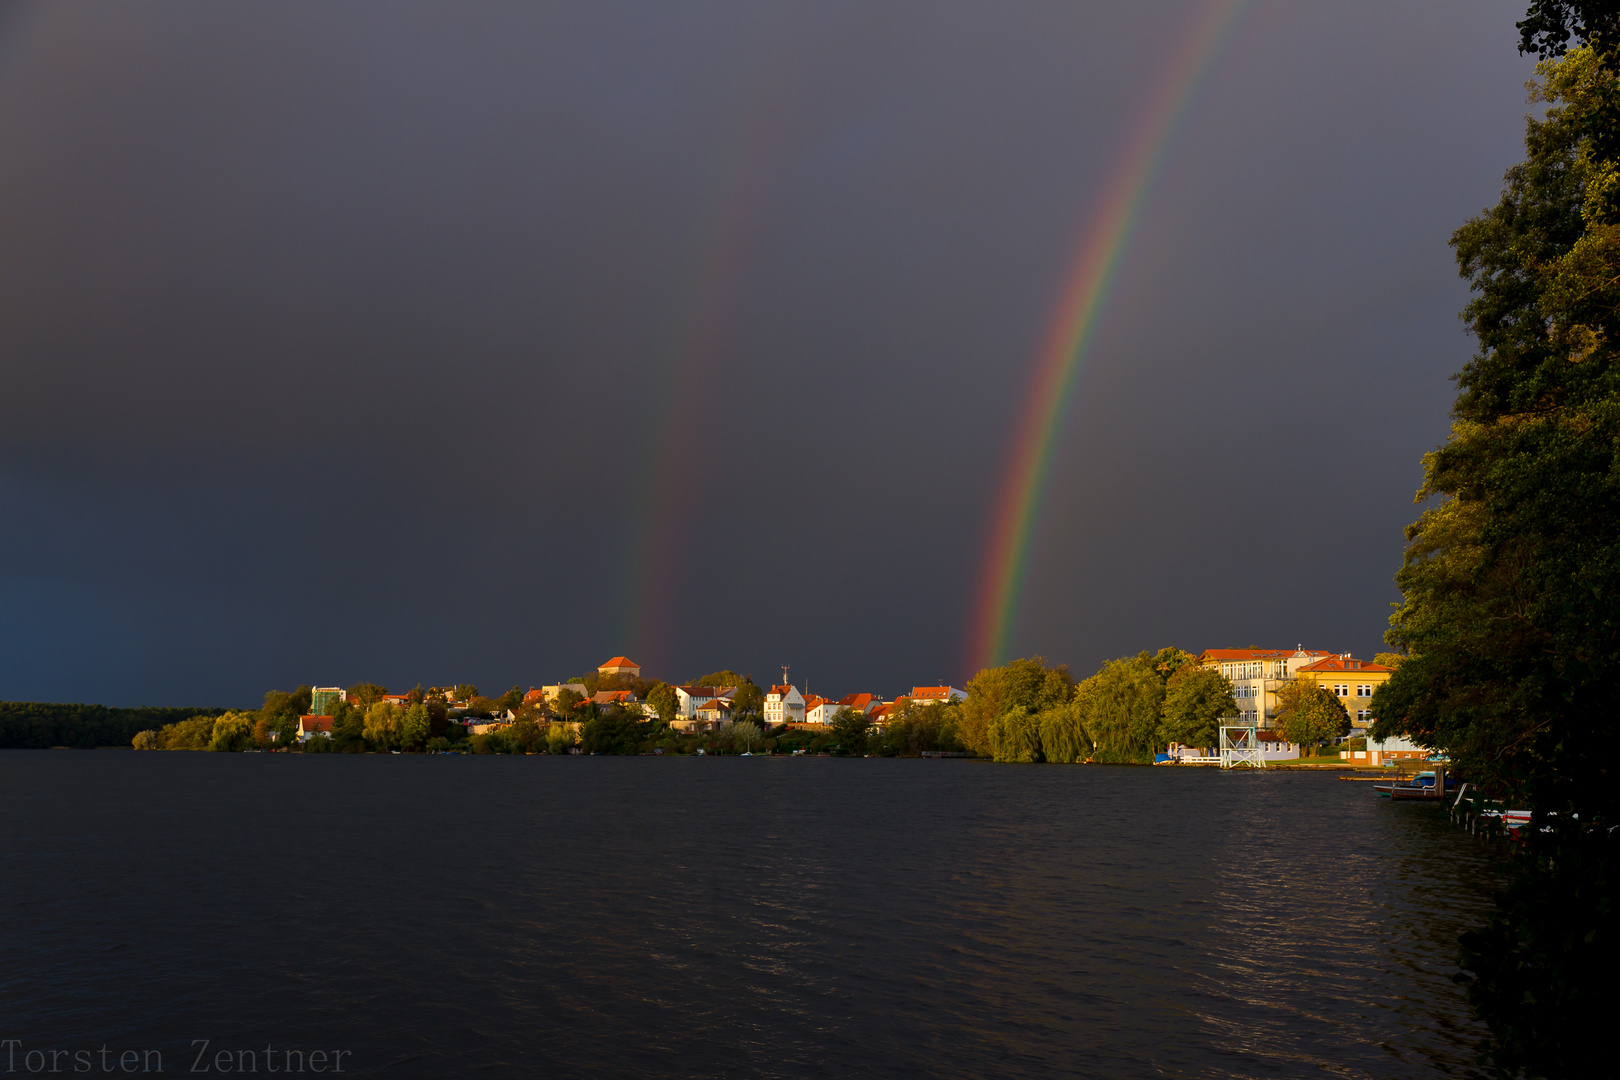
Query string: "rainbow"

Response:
xmin=625 ymin=89 xmax=788 ymax=671
xmin=964 ymin=0 xmax=1250 ymax=676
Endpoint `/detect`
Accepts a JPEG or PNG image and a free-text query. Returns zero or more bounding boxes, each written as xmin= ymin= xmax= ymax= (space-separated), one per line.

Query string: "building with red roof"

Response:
xmin=1294 ymin=655 xmax=1393 ymax=730
xmin=598 ymin=656 xmax=641 ymax=677
xmin=1195 ymin=648 xmax=1383 ymax=730
xmin=764 ymin=684 xmax=805 ymax=726
xmin=296 ymin=715 xmax=334 ymax=742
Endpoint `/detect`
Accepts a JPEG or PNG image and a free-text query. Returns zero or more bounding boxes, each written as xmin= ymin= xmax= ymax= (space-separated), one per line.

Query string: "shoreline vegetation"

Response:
xmin=1 ymin=647 xmax=1352 ymax=761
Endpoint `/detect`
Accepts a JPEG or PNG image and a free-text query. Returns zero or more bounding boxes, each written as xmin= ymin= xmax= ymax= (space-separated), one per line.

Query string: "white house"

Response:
xmin=908 ymin=686 xmax=965 ymax=705
xmin=764 ymin=684 xmax=806 ymax=726
xmin=804 ymin=695 xmax=836 ymax=725
xmin=675 ymin=685 xmax=735 ymax=719
xmin=297 ymin=715 xmax=334 ymax=743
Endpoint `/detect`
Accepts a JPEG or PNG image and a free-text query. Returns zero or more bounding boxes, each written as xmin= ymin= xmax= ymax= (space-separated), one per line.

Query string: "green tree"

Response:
xmin=545 ymin=722 xmax=576 ymax=754
xmin=363 ymin=702 xmax=401 ymax=749
xmin=327 ymin=700 xmax=366 ymax=750
xmin=159 ymin=715 xmax=219 ymax=750
xmin=579 ymin=708 xmax=644 ymax=754
xmin=1365 ymin=40 xmax=1620 ymax=1075
xmin=731 ymin=679 xmax=765 ymax=718
xmin=877 ymin=701 xmax=963 ymax=757
xmin=453 ymin=684 xmax=479 ymax=703
xmin=346 ymin=683 xmax=388 ymax=709
xmin=1083 ymin=653 xmax=1166 ymax=763
xmin=551 ymin=688 xmax=584 ymax=719
xmin=507 ymin=718 xmax=543 ymax=752
xmin=829 ymin=707 xmax=872 ymax=754
xmin=961 ymin=656 xmax=1074 ymax=758
xmin=425 ymin=698 xmax=450 ymax=738
xmin=496 ymin=686 xmax=524 ymax=712
xmin=466 ymin=695 xmax=501 ymax=718
xmin=207 ymin=711 xmax=256 ymax=752
xmin=696 ymin=670 xmax=746 ymax=688
xmin=1035 ymin=696 xmax=1092 ymax=764
xmin=646 ymin=682 xmax=680 ymax=722
xmin=1274 ymin=681 xmax=1348 ymax=756
xmin=729 ymin=720 xmax=763 ymax=753
xmin=1159 ymin=666 xmax=1237 ymax=751
xmin=400 ymin=703 xmax=432 ymax=749
xmin=262 ymin=685 xmax=313 ymax=718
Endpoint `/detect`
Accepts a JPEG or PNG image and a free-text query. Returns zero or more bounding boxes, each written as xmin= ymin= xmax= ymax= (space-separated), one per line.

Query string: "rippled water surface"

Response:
xmin=0 ymin=753 xmax=1496 ymax=1077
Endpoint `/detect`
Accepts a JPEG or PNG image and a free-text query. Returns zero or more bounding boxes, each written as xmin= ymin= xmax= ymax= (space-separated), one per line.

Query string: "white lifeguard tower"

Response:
xmin=1220 ymin=724 xmax=1265 ymax=769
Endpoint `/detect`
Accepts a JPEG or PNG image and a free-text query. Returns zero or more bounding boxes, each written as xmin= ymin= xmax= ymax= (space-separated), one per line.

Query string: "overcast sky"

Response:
xmin=0 ymin=1 xmax=1539 ymax=706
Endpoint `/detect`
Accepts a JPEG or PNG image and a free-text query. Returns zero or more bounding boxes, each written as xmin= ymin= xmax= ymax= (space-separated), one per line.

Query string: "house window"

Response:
xmin=1357 ymin=684 xmax=1372 ymax=697
xmin=1357 ymin=710 xmax=1370 ymax=723
xmin=1335 ymin=684 xmax=1349 ymax=696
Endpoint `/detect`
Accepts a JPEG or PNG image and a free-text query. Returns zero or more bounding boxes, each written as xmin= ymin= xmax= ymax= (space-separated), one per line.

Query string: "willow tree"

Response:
xmin=1083 ymin=655 xmax=1165 ymax=763
xmin=962 ymin=656 xmax=1074 ymax=759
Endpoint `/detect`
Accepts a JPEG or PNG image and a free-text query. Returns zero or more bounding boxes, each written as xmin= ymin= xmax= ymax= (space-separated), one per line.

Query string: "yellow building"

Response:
xmin=1196 ymin=648 xmax=1332 ymax=729
xmin=1294 ymin=655 xmax=1394 ymax=731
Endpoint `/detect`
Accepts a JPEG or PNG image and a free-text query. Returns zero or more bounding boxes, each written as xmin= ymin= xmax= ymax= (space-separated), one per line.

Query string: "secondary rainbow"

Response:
xmin=965 ymin=0 xmax=1250 ymax=676
xmin=625 ymin=88 xmax=788 ymax=671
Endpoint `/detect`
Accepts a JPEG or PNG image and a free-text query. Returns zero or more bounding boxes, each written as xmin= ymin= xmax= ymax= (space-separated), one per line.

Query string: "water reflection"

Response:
xmin=0 ymin=753 xmax=1494 ymax=1078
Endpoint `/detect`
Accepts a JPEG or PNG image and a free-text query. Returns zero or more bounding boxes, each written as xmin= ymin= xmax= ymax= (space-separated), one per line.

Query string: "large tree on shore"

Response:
xmin=1369 ymin=32 xmax=1617 ymax=1076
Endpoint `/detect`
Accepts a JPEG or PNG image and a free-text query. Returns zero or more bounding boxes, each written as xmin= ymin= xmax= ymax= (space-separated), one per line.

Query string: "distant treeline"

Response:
xmin=0 ymin=701 xmax=231 ymax=749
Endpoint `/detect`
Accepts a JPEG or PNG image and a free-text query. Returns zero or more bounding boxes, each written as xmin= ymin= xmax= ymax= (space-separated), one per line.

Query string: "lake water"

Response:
xmin=0 ymin=752 xmax=1495 ymax=1078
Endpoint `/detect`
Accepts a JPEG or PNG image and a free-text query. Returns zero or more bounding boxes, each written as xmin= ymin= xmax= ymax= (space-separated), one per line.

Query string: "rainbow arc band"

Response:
xmin=965 ymin=0 xmax=1250 ymax=676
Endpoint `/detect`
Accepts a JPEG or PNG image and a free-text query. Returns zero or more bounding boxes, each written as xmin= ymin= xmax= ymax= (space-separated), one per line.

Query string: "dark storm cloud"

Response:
xmin=0 ymin=1 xmax=1534 ymax=705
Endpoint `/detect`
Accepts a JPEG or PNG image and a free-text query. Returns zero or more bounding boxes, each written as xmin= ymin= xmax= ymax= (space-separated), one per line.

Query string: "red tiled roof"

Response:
xmin=593 ymin=690 xmax=636 ymax=704
xmin=910 ymin=686 xmax=959 ymax=699
xmin=1295 ymin=656 xmax=1391 ymax=674
xmin=298 ymin=715 xmax=334 ymax=733
xmin=1199 ymin=649 xmax=1331 ymax=661
xmin=523 ymin=688 xmax=545 ymax=703
xmin=838 ymin=693 xmax=879 ymax=710
xmin=600 ymin=656 xmax=640 ymax=669
xmin=769 ymin=685 xmax=797 ymax=696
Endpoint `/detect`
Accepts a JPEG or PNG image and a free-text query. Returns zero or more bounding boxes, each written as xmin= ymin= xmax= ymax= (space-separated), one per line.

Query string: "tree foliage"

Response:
xmin=1273 ymin=681 xmax=1348 ymax=754
xmin=873 ymin=701 xmax=963 ymax=756
xmin=1370 ymin=39 xmax=1619 ymax=1076
xmin=0 ymin=701 xmax=228 ymax=749
xmin=695 ymin=670 xmax=746 ymax=689
xmin=829 ymin=706 xmax=872 ymax=754
xmin=1084 ymin=654 xmax=1168 ymax=763
xmin=731 ymin=679 xmax=765 ymax=718
xmin=1160 ymin=665 xmax=1238 ymax=750
xmin=962 ymin=656 xmax=1074 ymax=758
xmin=646 ymin=682 xmax=679 ymax=721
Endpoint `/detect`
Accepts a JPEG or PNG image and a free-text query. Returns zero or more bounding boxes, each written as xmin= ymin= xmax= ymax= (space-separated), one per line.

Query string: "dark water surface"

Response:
xmin=1 ymin=753 xmax=1495 ymax=1078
